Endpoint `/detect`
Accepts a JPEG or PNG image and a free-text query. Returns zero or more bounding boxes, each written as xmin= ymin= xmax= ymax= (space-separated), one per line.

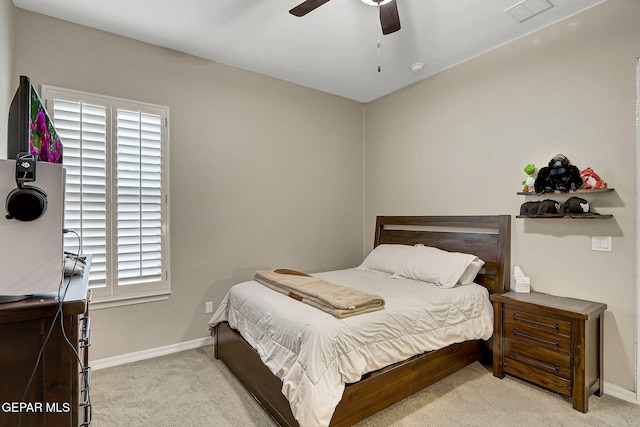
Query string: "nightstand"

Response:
xmin=490 ymin=291 xmax=606 ymax=413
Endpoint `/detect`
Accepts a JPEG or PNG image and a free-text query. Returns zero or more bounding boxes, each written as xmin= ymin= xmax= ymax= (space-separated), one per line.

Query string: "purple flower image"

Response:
xmin=29 ymin=107 xmax=62 ymax=163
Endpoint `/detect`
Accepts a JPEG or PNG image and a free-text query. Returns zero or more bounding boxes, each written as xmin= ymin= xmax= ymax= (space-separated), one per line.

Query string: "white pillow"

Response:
xmin=393 ymin=245 xmax=479 ymax=288
xmin=457 ymin=257 xmax=485 ymax=285
xmin=357 ymin=244 xmax=414 ymax=275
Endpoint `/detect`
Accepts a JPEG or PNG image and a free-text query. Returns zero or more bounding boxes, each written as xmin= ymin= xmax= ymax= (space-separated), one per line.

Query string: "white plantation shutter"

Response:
xmin=44 ymin=87 xmax=170 ymax=303
xmin=115 ymin=108 xmax=163 ymax=286
xmin=52 ymin=99 xmax=109 ymax=290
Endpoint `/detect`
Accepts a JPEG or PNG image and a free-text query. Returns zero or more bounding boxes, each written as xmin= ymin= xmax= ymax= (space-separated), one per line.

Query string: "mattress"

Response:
xmin=208 ymin=268 xmax=493 ymax=427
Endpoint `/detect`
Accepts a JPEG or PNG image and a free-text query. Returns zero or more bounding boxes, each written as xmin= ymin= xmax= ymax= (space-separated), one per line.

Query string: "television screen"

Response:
xmin=7 ymin=75 xmax=62 ymax=163
xmin=29 ymin=83 xmax=62 ymax=163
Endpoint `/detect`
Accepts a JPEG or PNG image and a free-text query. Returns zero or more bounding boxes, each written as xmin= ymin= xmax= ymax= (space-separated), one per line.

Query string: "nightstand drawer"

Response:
xmin=504 ymin=354 xmax=571 ymax=396
xmin=505 ymin=307 xmax=571 ymax=353
xmin=504 ymin=338 xmax=571 ymax=379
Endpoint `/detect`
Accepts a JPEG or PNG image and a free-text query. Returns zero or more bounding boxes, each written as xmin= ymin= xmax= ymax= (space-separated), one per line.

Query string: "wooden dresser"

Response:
xmin=490 ymin=291 xmax=606 ymax=413
xmin=0 ymin=263 xmax=91 ymax=427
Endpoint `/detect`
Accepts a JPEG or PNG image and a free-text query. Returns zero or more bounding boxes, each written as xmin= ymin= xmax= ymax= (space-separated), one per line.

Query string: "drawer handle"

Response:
xmin=80 ymin=367 xmax=91 ymax=407
xmin=80 ymin=366 xmax=92 ymax=390
xmin=513 ymin=329 xmax=560 ymax=347
xmin=81 ymin=317 xmax=91 ymax=339
xmin=513 ymin=351 xmax=560 ymax=372
xmin=80 ymin=386 xmax=90 ymax=407
xmin=80 ymin=328 xmax=92 ymax=349
xmin=80 ymin=317 xmax=91 ymax=349
xmin=513 ymin=313 xmax=559 ymax=330
xmin=80 ymin=403 xmax=92 ymax=427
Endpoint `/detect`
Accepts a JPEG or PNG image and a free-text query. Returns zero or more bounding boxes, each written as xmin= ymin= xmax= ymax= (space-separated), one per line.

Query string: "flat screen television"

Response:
xmin=7 ymin=75 xmax=62 ymax=163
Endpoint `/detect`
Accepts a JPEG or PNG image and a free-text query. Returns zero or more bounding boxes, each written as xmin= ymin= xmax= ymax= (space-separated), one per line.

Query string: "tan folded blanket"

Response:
xmin=254 ymin=269 xmax=385 ymax=318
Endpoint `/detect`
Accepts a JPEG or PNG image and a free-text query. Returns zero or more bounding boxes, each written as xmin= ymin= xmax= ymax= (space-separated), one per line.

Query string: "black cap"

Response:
xmin=560 ymin=196 xmax=599 ymax=218
xmin=519 ymin=200 xmax=562 ymax=217
xmin=520 ymin=201 xmax=539 ymax=217
xmin=536 ymin=199 xmax=562 ymax=217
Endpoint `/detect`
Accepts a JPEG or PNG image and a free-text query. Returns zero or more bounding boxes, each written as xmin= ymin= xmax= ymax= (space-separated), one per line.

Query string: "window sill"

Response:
xmin=89 ymin=290 xmax=171 ymax=310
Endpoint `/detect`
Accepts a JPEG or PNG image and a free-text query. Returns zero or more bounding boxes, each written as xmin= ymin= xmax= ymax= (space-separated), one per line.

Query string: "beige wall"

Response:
xmin=10 ymin=8 xmax=365 ymax=360
xmin=365 ymin=0 xmax=639 ymax=391
xmin=0 ymin=0 xmax=13 ymax=158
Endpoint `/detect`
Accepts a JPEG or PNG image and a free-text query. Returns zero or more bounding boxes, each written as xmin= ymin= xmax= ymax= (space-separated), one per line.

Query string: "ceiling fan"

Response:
xmin=289 ymin=0 xmax=401 ymax=35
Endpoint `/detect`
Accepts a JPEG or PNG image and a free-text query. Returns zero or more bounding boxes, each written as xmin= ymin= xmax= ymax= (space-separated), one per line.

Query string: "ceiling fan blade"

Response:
xmin=289 ymin=0 xmax=332 ymax=17
xmin=380 ymin=0 xmax=401 ymax=35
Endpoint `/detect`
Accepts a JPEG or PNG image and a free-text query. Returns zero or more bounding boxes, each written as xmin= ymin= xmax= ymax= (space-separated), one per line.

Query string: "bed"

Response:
xmin=210 ymin=215 xmax=511 ymax=427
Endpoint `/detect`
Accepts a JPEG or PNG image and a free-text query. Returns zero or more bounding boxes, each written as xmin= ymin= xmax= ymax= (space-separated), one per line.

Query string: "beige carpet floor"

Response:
xmin=90 ymin=346 xmax=640 ymax=426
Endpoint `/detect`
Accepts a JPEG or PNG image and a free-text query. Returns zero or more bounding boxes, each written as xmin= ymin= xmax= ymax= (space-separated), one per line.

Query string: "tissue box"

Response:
xmin=512 ymin=276 xmax=530 ymax=293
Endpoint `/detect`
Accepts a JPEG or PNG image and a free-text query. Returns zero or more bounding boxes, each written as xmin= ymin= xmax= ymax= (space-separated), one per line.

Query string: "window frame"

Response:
xmin=43 ymin=85 xmax=171 ymax=308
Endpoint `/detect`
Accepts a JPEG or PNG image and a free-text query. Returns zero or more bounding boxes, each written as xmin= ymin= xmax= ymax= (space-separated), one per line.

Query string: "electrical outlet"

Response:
xmin=205 ymin=301 xmax=214 ymax=313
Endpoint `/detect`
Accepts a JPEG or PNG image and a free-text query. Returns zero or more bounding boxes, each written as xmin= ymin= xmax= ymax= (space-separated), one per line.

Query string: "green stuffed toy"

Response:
xmin=522 ymin=164 xmax=537 ymax=193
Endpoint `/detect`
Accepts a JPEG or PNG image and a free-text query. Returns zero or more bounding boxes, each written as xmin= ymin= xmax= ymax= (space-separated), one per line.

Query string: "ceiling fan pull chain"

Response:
xmin=375 ymin=2 xmax=381 ymax=72
xmin=377 ymin=36 xmax=382 ymax=72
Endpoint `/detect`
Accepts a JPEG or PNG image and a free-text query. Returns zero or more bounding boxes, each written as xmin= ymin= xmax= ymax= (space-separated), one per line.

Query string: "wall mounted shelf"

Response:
xmin=517 ymin=188 xmax=614 ymax=196
xmin=517 ymin=188 xmax=614 ymax=220
xmin=516 ymin=214 xmax=613 ymax=219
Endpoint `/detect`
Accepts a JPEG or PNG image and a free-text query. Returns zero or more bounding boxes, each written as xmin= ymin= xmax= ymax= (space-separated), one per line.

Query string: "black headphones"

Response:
xmin=5 ymin=153 xmax=48 ymax=222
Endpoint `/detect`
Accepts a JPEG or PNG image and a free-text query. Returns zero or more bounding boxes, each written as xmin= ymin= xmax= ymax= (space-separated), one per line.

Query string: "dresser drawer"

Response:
xmin=505 ymin=307 xmax=571 ymax=353
xmin=504 ymin=338 xmax=571 ymax=379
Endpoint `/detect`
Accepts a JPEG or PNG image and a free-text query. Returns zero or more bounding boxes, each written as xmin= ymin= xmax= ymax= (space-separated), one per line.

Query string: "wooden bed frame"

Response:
xmin=215 ymin=215 xmax=511 ymax=426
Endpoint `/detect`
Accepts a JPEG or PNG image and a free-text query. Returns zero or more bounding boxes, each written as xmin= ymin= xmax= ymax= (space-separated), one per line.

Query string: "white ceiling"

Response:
xmin=13 ymin=0 xmax=606 ymax=103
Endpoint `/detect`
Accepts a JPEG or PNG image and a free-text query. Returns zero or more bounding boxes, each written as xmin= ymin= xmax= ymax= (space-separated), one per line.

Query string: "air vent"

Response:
xmin=505 ymin=0 xmax=554 ymax=23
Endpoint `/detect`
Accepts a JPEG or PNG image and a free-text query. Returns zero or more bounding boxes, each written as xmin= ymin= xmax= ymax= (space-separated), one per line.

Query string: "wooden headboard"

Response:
xmin=374 ymin=215 xmax=511 ymax=295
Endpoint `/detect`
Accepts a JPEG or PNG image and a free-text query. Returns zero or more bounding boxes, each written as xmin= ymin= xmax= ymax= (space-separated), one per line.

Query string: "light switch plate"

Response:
xmin=592 ymin=236 xmax=612 ymax=252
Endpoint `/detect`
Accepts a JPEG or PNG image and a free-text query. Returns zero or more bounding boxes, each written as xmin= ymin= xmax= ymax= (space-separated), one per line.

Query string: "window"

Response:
xmin=43 ymin=86 xmax=170 ymax=306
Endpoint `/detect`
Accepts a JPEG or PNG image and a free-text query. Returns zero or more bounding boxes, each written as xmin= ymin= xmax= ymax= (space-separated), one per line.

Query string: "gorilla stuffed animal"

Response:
xmin=534 ymin=154 xmax=583 ymax=195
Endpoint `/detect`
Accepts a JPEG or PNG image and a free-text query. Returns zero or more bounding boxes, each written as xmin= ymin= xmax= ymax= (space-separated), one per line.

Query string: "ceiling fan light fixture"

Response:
xmin=361 ymin=0 xmax=393 ymax=6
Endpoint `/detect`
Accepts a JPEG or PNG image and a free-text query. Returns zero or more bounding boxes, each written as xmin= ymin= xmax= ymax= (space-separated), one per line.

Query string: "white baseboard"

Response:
xmin=604 ymin=381 xmax=639 ymax=405
xmin=91 ymin=336 xmax=214 ymax=371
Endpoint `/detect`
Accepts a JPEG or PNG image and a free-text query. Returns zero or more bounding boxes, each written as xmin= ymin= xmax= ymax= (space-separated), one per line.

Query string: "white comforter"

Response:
xmin=208 ymin=268 xmax=493 ymax=427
